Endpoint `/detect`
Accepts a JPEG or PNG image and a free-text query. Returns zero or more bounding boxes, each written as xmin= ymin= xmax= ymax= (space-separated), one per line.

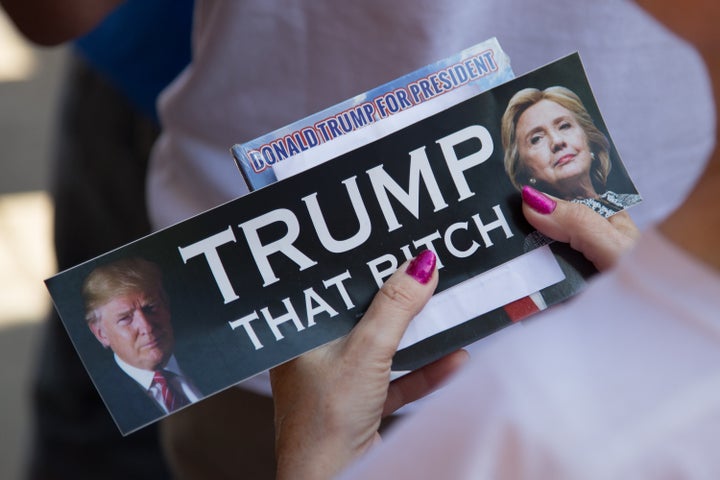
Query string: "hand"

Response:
xmin=521 ymin=185 xmax=641 ymax=271
xmin=270 ymin=250 xmax=469 ymax=480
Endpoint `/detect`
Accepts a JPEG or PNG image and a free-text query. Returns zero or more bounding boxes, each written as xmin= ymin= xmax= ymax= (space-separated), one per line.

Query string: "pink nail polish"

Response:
xmin=522 ymin=185 xmax=556 ymax=214
xmin=406 ymin=250 xmax=436 ymax=284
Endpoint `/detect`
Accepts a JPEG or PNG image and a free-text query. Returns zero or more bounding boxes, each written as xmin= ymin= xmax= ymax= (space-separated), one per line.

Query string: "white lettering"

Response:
xmin=444 ymin=222 xmax=480 ymax=258
xmin=367 ymin=147 xmax=448 ymax=232
xmin=322 ymin=271 xmax=355 ymax=310
xmin=367 ymin=254 xmax=399 ymax=288
xmin=228 ymin=312 xmax=264 ymax=350
xmin=260 ymin=298 xmax=305 ymax=341
xmin=471 ymin=205 xmax=513 ymax=247
xmin=302 ymin=176 xmax=372 ymax=253
xmin=178 ymin=226 xmax=239 ymax=304
xmin=437 ymin=125 xmax=493 ymax=201
xmin=303 ymin=288 xmax=339 ymax=326
xmin=239 ymin=209 xmax=317 ymax=287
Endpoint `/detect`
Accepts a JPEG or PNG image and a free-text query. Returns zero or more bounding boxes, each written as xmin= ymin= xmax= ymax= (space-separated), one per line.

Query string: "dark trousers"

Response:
xmin=26 ymin=54 xmax=171 ymax=480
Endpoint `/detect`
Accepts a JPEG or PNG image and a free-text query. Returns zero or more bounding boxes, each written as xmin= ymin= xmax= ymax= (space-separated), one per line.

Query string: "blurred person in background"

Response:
xmin=0 ymin=1 xmax=192 ymax=478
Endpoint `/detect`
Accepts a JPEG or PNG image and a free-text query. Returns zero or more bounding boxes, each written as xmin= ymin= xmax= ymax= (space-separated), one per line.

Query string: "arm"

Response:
xmin=1 ymin=0 xmax=122 ymax=45
xmin=270 ymin=190 xmax=640 ymax=479
xmin=271 ymin=251 xmax=468 ymax=480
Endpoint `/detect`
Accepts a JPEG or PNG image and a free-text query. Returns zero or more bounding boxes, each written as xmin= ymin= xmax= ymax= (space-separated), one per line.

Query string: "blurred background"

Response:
xmin=0 ymin=9 xmax=66 ymax=480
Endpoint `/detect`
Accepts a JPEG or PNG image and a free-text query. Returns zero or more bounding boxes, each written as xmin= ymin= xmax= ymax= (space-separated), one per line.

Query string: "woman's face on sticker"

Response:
xmin=514 ymin=99 xmax=593 ymax=195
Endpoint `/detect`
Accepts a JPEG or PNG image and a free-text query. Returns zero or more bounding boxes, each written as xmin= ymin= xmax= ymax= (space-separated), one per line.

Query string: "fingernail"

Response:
xmin=522 ymin=185 xmax=556 ymax=214
xmin=406 ymin=250 xmax=436 ymax=284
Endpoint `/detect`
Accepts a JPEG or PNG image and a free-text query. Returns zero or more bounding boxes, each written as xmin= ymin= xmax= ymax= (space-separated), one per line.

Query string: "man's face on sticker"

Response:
xmin=89 ymin=288 xmax=175 ymax=371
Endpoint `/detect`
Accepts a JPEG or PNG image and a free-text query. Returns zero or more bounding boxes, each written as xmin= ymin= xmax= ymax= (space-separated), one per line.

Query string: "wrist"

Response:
xmin=275 ymin=433 xmax=354 ymax=480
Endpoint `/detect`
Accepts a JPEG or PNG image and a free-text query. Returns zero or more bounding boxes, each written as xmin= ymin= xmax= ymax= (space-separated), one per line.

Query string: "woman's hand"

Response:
xmin=270 ymin=187 xmax=640 ymax=480
xmin=271 ymin=250 xmax=468 ymax=480
xmin=521 ymin=185 xmax=641 ymax=271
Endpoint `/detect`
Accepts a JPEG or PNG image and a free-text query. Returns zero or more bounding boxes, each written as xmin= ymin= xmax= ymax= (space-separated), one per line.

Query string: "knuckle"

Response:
xmin=377 ymin=280 xmax=418 ymax=315
xmin=566 ymin=201 xmax=594 ymax=224
xmin=568 ymin=203 xmax=603 ymax=234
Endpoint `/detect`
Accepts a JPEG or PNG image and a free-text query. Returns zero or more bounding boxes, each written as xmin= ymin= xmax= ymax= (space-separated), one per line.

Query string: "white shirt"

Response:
xmin=114 ymin=354 xmax=202 ymax=412
xmin=148 ymin=0 xmax=715 ymax=396
xmin=340 ymin=229 xmax=720 ymax=479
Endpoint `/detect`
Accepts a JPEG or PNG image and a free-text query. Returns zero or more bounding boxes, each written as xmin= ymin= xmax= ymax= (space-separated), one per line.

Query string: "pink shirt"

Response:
xmin=342 ymin=229 xmax=720 ymax=479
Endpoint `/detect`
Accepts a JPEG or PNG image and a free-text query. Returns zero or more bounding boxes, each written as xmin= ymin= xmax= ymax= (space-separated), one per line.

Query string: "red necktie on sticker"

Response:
xmin=152 ymin=370 xmax=191 ymax=412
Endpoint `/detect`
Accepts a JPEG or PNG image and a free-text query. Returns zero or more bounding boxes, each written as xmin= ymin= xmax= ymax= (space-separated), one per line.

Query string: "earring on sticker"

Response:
xmin=528 ymin=177 xmax=537 ymax=185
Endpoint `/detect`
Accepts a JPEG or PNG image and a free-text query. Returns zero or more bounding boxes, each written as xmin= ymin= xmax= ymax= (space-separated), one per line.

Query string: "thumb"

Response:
xmin=521 ymin=185 xmax=638 ymax=271
xmin=346 ymin=250 xmax=438 ymax=358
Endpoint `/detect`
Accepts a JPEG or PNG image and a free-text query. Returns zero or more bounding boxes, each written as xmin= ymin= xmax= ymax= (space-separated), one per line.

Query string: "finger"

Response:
xmin=382 ymin=349 xmax=469 ymax=416
xmin=346 ymin=250 xmax=439 ymax=357
xmin=521 ymin=186 xmax=637 ymax=271
xmin=521 ymin=187 xmax=601 ymax=244
xmin=608 ymin=210 xmax=641 ymax=241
